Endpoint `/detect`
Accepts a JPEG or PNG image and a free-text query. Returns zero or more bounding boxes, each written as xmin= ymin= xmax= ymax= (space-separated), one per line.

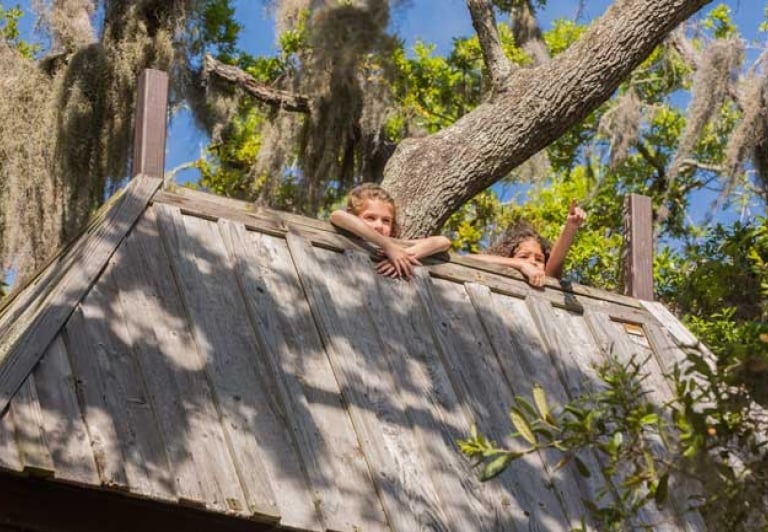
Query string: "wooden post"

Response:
xmin=622 ymin=194 xmax=654 ymax=300
xmin=132 ymin=69 xmax=169 ymax=179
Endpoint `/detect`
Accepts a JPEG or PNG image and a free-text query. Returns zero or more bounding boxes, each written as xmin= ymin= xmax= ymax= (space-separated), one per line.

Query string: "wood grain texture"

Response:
xmin=584 ymin=312 xmax=672 ymax=403
xmin=132 ymin=69 xmax=168 ymax=179
xmin=415 ymin=271 xmax=571 ymax=530
xmin=8 ymin=377 xmax=55 ymax=477
xmin=286 ymin=232 xmax=451 ymax=532
xmin=0 ymin=403 xmax=21 ymax=472
xmin=32 ymin=336 xmax=100 ymax=485
xmin=574 ymin=311 xmax=671 ymax=528
xmin=345 ymin=251 xmax=499 ymax=531
xmin=112 ymin=211 xmax=248 ymax=513
xmin=223 ymin=222 xmax=389 ymax=532
xmin=0 ymin=175 xmax=162 ymax=415
xmin=623 ymin=194 xmax=654 ymax=301
xmin=65 ymin=263 xmax=175 ymax=502
xmin=156 ymin=205 xmax=316 ymax=529
xmin=465 ymin=283 xmax=599 ymax=528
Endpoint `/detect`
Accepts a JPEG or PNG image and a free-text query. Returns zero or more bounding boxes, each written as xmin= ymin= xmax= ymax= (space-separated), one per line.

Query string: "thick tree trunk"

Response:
xmin=382 ymin=0 xmax=711 ymax=237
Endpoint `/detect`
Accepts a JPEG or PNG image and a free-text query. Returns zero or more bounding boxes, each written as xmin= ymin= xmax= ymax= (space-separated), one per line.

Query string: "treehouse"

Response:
xmin=0 ymin=71 xmax=707 ymax=531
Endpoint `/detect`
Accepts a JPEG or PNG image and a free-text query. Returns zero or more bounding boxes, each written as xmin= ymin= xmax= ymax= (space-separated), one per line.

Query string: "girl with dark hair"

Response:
xmin=471 ymin=201 xmax=586 ymax=287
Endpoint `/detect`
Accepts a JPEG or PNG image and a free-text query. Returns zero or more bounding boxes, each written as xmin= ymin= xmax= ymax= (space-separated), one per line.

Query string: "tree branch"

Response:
xmin=511 ymin=0 xmax=550 ymax=66
xmin=466 ymin=0 xmax=514 ymax=89
xmin=203 ymin=54 xmax=311 ymax=113
xmin=383 ymin=0 xmax=713 ymax=237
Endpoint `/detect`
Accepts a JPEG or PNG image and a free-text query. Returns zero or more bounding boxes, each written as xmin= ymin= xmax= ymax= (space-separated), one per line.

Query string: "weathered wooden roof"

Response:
xmin=0 ymin=176 xmax=707 ymax=531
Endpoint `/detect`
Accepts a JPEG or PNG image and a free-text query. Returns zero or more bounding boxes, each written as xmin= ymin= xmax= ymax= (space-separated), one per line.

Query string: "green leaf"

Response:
xmin=480 ymin=452 xmax=521 ymax=481
xmin=655 ymin=473 xmax=669 ymax=506
xmin=532 ymin=384 xmax=553 ymax=423
xmin=510 ymin=408 xmax=537 ymax=446
xmin=574 ymin=455 xmax=591 ymax=478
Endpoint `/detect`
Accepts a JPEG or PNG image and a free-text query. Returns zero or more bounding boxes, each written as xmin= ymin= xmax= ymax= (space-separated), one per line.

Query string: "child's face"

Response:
xmin=357 ymin=199 xmax=395 ymax=237
xmin=513 ymin=238 xmax=546 ymax=271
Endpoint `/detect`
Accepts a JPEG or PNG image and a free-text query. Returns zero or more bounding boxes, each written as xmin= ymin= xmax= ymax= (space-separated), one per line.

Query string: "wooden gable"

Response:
xmin=0 ymin=181 xmax=706 ymax=531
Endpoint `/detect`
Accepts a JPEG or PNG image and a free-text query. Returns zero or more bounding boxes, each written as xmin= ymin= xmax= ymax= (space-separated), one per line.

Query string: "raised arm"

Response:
xmin=545 ymin=200 xmax=586 ymax=279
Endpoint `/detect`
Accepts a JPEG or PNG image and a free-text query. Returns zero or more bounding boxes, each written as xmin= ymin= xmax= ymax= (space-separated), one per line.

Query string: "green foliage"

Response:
xmin=198 ymin=0 xmax=242 ymax=61
xmin=668 ymin=220 xmax=768 ymax=380
xmin=459 ymin=350 xmax=768 ymax=530
xmin=0 ymin=4 xmax=38 ymax=58
xmin=702 ymin=4 xmax=738 ymax=39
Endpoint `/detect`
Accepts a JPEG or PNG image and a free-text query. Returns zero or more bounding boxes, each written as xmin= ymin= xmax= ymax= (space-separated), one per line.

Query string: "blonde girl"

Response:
xmin=329 ymin=183 xmax=451 ymax=280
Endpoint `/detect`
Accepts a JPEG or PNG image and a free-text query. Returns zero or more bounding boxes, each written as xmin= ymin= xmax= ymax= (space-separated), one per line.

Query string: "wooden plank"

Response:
xmin=344 ymin=251 xmax=499 ymax=531
xmin=64 ymin=265 xmax=176 ymax=502
xmin=155 ymin=205 xmax=315 ymax=528
xmin=8 ymin=377 xmax=55 ymax=477
xmin=111 ymin=211 xmax=248 ymax=513
xmin=163 ymin=186 xmax=338 ymax=234
xmin=448 ymin=255 xmax=643 ymax=309
xmin=0 ymin=403 xmax=21 ymax=472
xmin=549 ymin=307 xmax=705 ymax=531
xmin=153 ymin=187 xmax=645 ymax=312
xmin=413 ymin=271 xmax=571 ymax=530
xmin=222 ymin=222 xmax=389 ymax=532
xmin=285 ymin=232 xmax=454 ymax=532
xmin=153 ymin=190 xmax=370 ymax=255
xmin=527 ymin=296 xmax=601 ymax=399
xmin=465 ymin=283 xmax=604 ymax=528
xmin=584 ymin=312 xmax=672 ymax=403
xmin=623 ymin=194 xmax=654 ymax=301
xmin=31 ymin=335 xmax=100 ymax=485
xmin=132 ymin=69 xmax=169 ymax=179
xmin=426 ymin=261 xmax=647 ymax=322
xmin=582 ymin=312 xmax=680 ymax=528
xmin=0 ymin=175 xmax=162 ymax=415
xmin=62 ymin=306 xmax=129 ymax=490
xmin=641 ymin=301 xmax=712 ymax=355
xmin=0 ymin=184 xmax=125 ymax=327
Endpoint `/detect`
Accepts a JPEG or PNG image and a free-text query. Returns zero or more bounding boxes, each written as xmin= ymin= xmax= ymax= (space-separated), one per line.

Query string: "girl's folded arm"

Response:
xmin=329 ymin=210 xmax=390 ymax=248
xmin=330 ymin=209 xmax=418 ymax=278
xmin=403 ymin=235 xmax=451 ymax=260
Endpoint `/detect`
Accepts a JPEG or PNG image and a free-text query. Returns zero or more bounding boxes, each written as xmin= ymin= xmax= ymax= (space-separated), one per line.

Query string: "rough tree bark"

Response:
xmin=204 ymin=0 xmax=711 ymax=236
xmin=381 ymin=0 xmax=711 ymax=237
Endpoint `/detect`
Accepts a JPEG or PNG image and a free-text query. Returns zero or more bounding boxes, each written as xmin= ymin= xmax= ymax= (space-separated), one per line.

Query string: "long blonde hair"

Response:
xmin=345 ymin=183 xmax=400 ymax=237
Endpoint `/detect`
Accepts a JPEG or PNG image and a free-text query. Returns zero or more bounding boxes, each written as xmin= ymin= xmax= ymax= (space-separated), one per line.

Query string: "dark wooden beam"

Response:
xmin=623 ymin=193 xmax=654 ymax=300
xmin=132 ymin=69 xmax=169 ymax=179
xmin=0 ymin=473 xmax=279 ymax=532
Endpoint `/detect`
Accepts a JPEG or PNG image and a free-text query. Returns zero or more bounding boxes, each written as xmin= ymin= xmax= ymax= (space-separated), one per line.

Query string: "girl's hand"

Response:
xmin=379 ymin=243 xmax=421 ymax=279
xmin=566 ymin=200 xmax=587 ymax=228
xmin=519 ymin=262 xmax=546 ymax=287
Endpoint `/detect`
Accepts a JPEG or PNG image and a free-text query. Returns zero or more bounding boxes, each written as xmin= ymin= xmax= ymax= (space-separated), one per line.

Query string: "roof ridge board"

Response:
xmin=154 ymin=188 xmax=643 ymax=311
xmin=160 ymin=186 xmax=336 ymax=233
xmin=0 ymin=175 xmax=163 ymax=415
xmin=0 ymin=184 xmax=128 ymax=322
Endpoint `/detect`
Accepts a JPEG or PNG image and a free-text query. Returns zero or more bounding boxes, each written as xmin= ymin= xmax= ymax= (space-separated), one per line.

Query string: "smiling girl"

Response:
xmin=329 ymin=183 xmax=451 ymax=280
